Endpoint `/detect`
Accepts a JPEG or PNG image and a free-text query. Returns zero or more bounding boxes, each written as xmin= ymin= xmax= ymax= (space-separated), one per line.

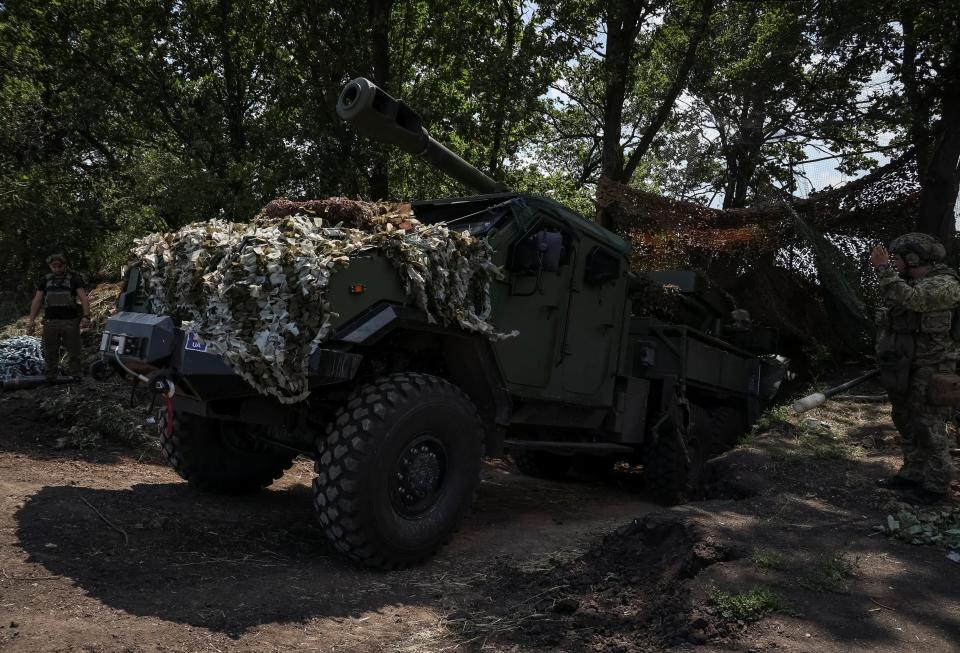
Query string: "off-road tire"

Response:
xmin=644 ymin=403 xmax=708 ymax=505
xmin=512 ymin=450 xmax=573 ymax=480
xmin=708 ymin=404 xmax=746 ymax=454
xmin=158 ymin=411 xmax=296 ymax=494
xmin=313 ymin=373 xmax=484 ymax=569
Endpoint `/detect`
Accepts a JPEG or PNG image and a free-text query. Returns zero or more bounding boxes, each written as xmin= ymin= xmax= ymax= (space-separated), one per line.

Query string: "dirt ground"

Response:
xmin=1 ymin=374 xmax=959 ymax=652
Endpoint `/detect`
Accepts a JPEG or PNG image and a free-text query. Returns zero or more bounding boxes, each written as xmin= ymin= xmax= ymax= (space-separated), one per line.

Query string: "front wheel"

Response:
xmin=313 ymin=373 xmax=484 ymax=569
xmin=159 ymin=411 xmax=297 ymax=494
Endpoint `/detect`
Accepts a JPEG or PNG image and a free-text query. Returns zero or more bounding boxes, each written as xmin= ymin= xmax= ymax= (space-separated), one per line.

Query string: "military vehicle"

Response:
xmin=97 ymin=77 xmax=785 ymax=569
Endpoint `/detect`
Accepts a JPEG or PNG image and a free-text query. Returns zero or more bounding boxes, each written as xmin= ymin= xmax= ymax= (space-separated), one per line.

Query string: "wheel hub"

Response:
xmin=393 ymin=438 xmax=446 ymax=514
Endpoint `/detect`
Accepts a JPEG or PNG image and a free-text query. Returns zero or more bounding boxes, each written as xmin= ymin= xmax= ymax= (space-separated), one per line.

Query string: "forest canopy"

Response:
xmin=1 ymin=0 xmax=958 ymax=292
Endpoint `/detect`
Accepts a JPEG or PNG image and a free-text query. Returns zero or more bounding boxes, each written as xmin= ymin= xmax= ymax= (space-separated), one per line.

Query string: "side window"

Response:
xmin=584 ymin=247 xmax=621 ymax=285
xmin=507 ymin=225 xmax=569 ymax=273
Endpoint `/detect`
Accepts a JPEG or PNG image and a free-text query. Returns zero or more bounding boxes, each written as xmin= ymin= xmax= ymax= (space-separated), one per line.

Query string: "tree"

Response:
xmin=892 ymin=0 xmax=960 ymax=246
xmin=536 ymin=0 xmax=716 ymax=227
xmin=677 ymin=0 xmax=888 ymax=208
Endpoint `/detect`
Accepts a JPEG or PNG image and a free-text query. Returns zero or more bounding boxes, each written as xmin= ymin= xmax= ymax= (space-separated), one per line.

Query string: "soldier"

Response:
xmin=870 ymin=233 xmax=959 ymax=505
xmin=26 ymin=254 xmax=91 ymax=381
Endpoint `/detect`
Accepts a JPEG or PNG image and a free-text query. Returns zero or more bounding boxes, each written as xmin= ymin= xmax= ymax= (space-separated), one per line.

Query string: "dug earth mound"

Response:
xmin=446 ymin=380 xmax=960 ymax=652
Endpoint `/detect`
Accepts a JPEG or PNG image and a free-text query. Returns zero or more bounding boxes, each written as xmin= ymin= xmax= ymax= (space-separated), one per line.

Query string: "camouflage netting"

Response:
xmin=597 ymin=153 xmax=921 ymax=358
xmin=0 ymin=336 xmax=44 ymax=379
xmin=134 ymin=198 xmax=512 ymax=403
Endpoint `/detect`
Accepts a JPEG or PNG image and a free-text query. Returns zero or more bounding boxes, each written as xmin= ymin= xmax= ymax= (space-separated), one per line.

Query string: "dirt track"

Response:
xmin=0 ymin=392 xmax=657 ymax=652
xmin=2 ymin=379 xmax=960 ymax=653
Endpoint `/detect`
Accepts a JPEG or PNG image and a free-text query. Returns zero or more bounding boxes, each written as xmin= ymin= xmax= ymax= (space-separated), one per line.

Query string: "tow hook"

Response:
xmin=149 ymin=372 xmax=176 ymax=398
xmin=146 ymin=372 xmax=177 ymax=437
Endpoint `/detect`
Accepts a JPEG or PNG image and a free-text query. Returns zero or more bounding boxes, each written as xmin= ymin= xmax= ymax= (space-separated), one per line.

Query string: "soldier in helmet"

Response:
xmin=870 ymin=233 xmax=959 ymax=505
xmin=26 ymin=254 xmax=91 ymax=381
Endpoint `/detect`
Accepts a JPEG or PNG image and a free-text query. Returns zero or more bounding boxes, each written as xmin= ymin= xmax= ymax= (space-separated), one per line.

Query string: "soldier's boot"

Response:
xmin=902 ymin=487 xmax=946 ymax=505
xmin=875 ymin=475 xmax=920 ymax=490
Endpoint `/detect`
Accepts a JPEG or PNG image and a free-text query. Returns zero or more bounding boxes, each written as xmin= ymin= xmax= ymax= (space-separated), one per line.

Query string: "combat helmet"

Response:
xmin=888 ymin=233 xmax=946 ymax=266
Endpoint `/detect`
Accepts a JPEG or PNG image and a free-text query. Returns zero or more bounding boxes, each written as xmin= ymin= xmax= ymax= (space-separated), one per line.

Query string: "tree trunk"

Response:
xmin=595 ymin=2 xmax=646 ymax=229
xmin=596 ymin=0 xmax=713 ymax=229
xmin=914 ymin=44 xmax=960 ymax=254
xmin=368 ymin=0 xmax=394 ymax=200
xmin=487 ymin=0 xmax=518 ymax=179
xmin=217 ymin=0 xmax=248 ymax=220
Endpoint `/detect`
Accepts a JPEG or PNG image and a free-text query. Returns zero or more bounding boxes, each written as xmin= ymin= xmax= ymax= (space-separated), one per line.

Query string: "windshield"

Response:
xmin=442 ymin=200 xmax=515 ymax=236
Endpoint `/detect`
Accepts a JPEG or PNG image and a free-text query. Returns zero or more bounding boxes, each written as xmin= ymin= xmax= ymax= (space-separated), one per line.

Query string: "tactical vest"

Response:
xmin=875 ymin=292 xmax=960 ymax=395
xmin=876 ymin=306 xmax=955 ymax=337
xmin=42 ymin=273 xmax=77 ymax=310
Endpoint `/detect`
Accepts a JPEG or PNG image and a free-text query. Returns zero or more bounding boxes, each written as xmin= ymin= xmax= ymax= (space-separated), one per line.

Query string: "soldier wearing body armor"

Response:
xmin=870 ymin=233 xmax=959 ymax=505
xmin=27 ymin=254 xmax=91 ymax=381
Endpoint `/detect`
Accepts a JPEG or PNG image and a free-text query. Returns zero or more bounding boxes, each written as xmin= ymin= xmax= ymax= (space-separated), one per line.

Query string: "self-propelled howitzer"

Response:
xmin=95 ymin=77 xmax=787 ymax=570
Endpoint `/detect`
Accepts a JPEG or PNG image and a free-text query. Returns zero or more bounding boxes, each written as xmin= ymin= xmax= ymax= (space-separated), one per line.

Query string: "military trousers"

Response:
xmin=42 ymin=318 xmax=82 ymax=380
xmin=889 ymin=365 xmax=955 ymax=493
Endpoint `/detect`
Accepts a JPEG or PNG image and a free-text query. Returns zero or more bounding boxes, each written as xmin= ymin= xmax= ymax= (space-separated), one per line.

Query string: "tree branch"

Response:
xmin=622 ymin=0 xmax=714 ymax=181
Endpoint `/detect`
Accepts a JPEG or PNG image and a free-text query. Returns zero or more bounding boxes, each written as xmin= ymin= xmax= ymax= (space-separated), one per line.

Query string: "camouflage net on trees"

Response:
xmin=597 ymin=154 xmax=920 ymax=358
xmin=133 ymin=198 xmax=511 ymax=404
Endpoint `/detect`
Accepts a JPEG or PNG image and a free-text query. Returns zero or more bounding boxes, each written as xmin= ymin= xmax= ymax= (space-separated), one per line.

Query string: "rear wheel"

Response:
xmin=644 ymin=402 xmax=708 ymax=505
xmin=158 ymin=411 xmax=296 ymax=494
xmin=313 ymin=373 xmax=483 ymax=569
xmin=708 ymin=404 xmax=747 ymax=454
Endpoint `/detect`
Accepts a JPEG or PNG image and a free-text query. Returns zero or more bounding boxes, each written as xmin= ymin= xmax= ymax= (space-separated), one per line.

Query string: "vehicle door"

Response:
xmin=559 ymin=241 xmax=628 ymax=400
xmin=489 ymin=217 xmax=574 ymax=390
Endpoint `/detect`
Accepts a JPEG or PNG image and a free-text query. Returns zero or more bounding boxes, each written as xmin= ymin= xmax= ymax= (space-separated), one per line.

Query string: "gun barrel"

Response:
xmin=337 ymin=77 xmax=507 ymax=195
xmin=1 ymin=375 xmax=77 ymax=391
xmin=792 ymin=369 xmax=880 ymax=414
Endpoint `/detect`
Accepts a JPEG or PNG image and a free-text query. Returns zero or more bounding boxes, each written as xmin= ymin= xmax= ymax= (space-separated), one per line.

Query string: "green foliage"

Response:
xmin=679 ymin=0 xmax=888 ymax=208
xmin=0 ymin=0 xmax=954 ymax=295
xmin=795 ymin=419 xmax=859 ymax=460
xmin=799 ymin=552 xmax=859 ymax=594
xmin=743 ymin=404 xmax=790 ymax=442
xmin=0 ymin=1 xmax=571 ymax=291
xmin=36 ymin=384 xmax=153 ymax=449
xmin=883 ymin=507 xmax=960 ymax=549
xmin=708 ymin=586 xmax=787 ymax=621
xmin=751 ymin=548 xmax=787 ymax=571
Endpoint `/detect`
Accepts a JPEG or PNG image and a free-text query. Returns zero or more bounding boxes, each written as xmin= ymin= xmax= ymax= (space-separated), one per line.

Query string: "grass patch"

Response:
xmin=742 ymin=404 xmax=792 ymax=443
xmin=770 ymin=419 xmax=860 ymax=462
xmin=37 ymin=384 xmax=154 ymax=449
xmin=799 ymin=552 xmax=858 ymax=593
xmin=708 ymin=586 xmax=787 ymax=622
xmin=751 ymin=548 xmax=787 ymax=571
xmin=797 ymin=432 xmax=857 ymax=459
xmin=0 ymin=292 xmax=34 ymax=339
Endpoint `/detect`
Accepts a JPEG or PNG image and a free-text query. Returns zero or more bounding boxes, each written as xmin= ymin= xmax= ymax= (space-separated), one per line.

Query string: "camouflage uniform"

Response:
xmin=876 ymin=247 xmax=960 ymax=494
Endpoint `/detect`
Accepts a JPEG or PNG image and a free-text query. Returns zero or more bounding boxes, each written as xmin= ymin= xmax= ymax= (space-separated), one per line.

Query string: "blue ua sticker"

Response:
xmin=184 ymin=332 xmax=208 ymax=352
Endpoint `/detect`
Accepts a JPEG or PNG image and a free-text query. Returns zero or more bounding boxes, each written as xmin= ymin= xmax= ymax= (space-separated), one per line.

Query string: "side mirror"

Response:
xmin=536 ymin=230 xmax=563 ymax=273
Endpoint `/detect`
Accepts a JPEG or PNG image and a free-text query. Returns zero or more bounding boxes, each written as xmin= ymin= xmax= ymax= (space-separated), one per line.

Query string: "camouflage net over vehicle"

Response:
xmin=598 ymin=153 xmax=920 ymax=357
xmin=133 ymin=198 xmax=512 ymax=403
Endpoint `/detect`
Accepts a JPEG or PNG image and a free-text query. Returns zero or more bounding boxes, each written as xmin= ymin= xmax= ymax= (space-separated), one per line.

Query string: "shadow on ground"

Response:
xmin=14 ymin=465 xmax=657 ymax=638
xmin=16 ymin=483 xmax=399 ymax=635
